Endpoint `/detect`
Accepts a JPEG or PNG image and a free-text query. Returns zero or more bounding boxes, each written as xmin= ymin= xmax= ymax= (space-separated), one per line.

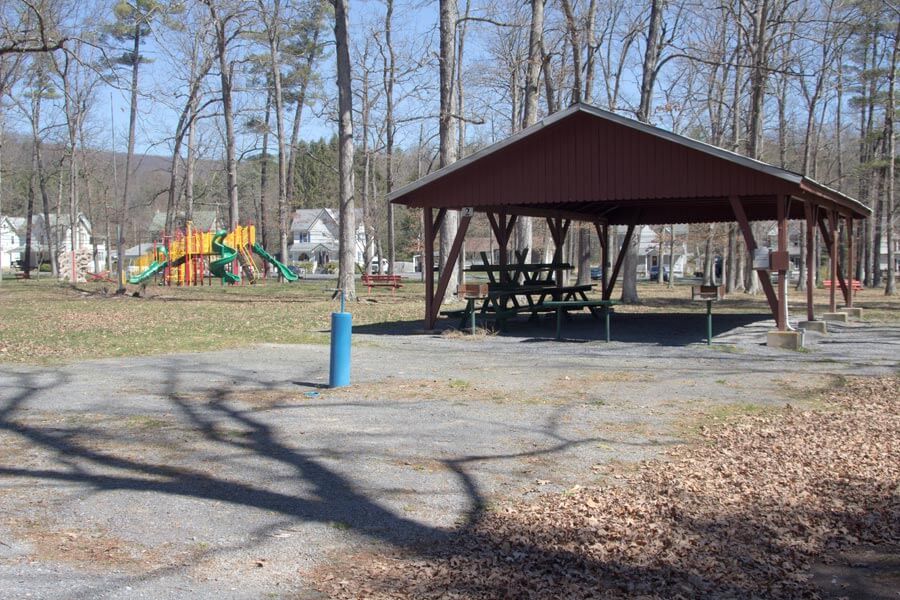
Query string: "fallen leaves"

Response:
xmin=312 ymin=377 xmax=900 ymax=599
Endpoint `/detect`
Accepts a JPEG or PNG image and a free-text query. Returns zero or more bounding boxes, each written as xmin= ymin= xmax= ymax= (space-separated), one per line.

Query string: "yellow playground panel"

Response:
xmin=134 ymin=225 xmax=256 ymax=270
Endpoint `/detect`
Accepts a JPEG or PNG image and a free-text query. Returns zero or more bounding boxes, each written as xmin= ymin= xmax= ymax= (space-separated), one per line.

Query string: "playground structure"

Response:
xmin=129 ymin=222 xmax=298 ymax=285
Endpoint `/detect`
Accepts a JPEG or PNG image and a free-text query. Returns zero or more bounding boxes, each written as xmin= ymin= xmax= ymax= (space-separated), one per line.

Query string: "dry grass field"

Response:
xmin=0 ymin=277 xmax=897 ymax=364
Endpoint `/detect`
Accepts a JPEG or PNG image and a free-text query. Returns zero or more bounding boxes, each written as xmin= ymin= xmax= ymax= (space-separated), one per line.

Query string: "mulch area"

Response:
xmin=312 ymin=377 xmax=899 ymax=599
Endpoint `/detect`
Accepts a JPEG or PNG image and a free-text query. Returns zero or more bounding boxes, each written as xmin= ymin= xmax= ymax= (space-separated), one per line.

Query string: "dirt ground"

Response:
xmin=0 ymin=310 xmax=897 ymax=599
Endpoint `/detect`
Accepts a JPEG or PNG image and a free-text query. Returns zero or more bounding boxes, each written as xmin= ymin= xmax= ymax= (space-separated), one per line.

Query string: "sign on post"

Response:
xmin=752 ymin=248 xmax=771 ymax=270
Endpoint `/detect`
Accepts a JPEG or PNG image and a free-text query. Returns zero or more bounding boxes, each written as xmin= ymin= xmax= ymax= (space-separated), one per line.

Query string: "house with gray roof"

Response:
xmin=288 ymin=208 xmax=369 ymax=271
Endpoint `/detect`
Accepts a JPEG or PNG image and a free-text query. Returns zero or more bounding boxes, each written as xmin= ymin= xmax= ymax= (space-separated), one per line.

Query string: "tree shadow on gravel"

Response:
xmin=0 ymin=365 xmax=640 ymax=592
xmin=5 ymin=367 xmax=889 ymax=598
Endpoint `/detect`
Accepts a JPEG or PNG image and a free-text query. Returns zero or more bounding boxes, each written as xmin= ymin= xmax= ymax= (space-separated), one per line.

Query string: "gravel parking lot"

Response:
xmin=0 ymin=313 xmax=897 ymax=599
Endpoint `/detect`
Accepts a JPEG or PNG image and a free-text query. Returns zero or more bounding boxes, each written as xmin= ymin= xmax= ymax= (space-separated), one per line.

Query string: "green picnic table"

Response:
xmin=542 ymin=299 xmax=619 ymax=342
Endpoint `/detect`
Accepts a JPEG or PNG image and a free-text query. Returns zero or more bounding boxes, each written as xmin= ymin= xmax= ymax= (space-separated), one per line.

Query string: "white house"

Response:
xmin=1 ymin=216 xmax=24 ymax=270
xmin=287 ymin=208 xmax=368 ymax=271
xmin=631 ymin=225 xmax=690 ymax=278
xmin=1 ymin=213 xmax=106 ymax=271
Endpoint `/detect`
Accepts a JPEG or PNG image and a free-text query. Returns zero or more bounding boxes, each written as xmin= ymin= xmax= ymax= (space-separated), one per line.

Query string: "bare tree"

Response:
xmin=516 ymin=0 xmax=544 ymax=263
xmin=108 ymin=0 xmax=161 ymax=292
xmin=257 ymin=0 xmax=291 ymax=272
xmin=884 ymin=17 xmax=898 ymax=295
xmin=621 ymin=0 xmax=665 ymax=304
xmin=332 ymin=0 xmax=356 ymax=298
xmin=438 ymin=0 xmax=459 ymax=301
xmin=203 ymin=0 xmax=244 ymax=231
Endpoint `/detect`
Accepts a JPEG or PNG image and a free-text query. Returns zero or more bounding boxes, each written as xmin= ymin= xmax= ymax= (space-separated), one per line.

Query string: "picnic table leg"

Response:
xmin=469 ymin=298 xmax=476 ymax=334
xmin=556 ymin=306 xmax=563 ymax=340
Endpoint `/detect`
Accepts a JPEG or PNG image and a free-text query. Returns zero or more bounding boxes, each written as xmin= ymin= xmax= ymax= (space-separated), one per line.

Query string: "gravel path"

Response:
xmin=0 ymin=313 xmax=897 ymax=599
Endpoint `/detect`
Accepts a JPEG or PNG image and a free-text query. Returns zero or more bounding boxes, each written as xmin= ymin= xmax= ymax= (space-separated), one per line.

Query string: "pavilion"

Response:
xmin=389 ymin=103 xmax=871 ymax=341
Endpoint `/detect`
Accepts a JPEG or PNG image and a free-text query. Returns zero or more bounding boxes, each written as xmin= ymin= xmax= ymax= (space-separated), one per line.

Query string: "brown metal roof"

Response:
xmin=390 ymin=104 xmax=870 ymax=224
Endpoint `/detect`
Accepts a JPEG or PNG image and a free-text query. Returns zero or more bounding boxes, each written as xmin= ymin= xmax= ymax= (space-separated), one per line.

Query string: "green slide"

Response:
xmin=128 ymin=246 xmax=168 ymax=284
xmin=210 ymin=230 xmax=241 ymax=284
xmin=252 ymin=242 xmax=298 ymax=282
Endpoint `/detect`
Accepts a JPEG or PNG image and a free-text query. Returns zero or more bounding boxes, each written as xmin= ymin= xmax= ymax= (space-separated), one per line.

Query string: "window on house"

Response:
xmin=295 ymin=232 xmax=310 ymax=243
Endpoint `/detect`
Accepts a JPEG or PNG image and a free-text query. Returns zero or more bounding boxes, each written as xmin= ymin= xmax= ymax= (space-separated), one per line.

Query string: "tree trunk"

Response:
xmin=583 ymin=0 xmax=597 ymax=103
xmin=383 ymin=0 xmax=396 ymax=274
xmin=667 ymin=224 xmax=675 ymax=288
xmin=620 ymin=229 xmax=639 ymax=303
xmin=259 ymin=81 xmax=271 ymax=249
xmin=884 ymin=19 xmax=898 ymax=295
xmin=636 ymin=0 xmax=663 ymax=123
xmin=31 ymin=86 xmax=56 ymax=276
xmin=185 ymin=100 xmax=198 ymax=222
xmin=117 ymin=21 xmax=141 ymax=292
xmin=264 ymin=0 xmax=290 ymax=270
xmin=333 ymin=0 xmax=356 ymax=298
xmin=703 ymin=224 xmax=714 ymax=285
xmin=560 ymin=0 xmax=582 ymax=104
xmin=208 ymin=3 xmax=239 ymax=231
xmin=516 ymin=0 xmax=544 ymax=264
xmin=746 ymin=0 xmax=770 ymax=160
xmin=726 ymin=225 xmax=737 ymax=292
xmin=577 ymin=226 xmax=590 ymax=285
xmin=285 ymin=1 xmax=325 ymax=210
xmin=438 ymin=0 xmax=459 ymax=300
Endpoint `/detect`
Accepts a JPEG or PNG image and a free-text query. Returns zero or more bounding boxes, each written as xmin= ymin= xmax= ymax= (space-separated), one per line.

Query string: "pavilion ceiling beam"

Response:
xmin=603 ymin=210 xmax=639 ymax=300
xmin=429 ymin=214 xmax=472 ymax=325
xmin=803 ymin=201 xmax=816 ymax=322
xmin=818 ymin=211 xmax=847 ymax=310
xmin=433 ymin=208 xmax=448 ymax=234
xmin=729 ymin=195 xmax=779 ymax=319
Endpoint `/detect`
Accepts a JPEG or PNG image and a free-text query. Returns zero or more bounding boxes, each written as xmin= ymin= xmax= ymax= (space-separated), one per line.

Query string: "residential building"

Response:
xmin=0 ymin=213 xmax=106 ymax=270
xmin=287 ymin=208 xmax=368 ymax=270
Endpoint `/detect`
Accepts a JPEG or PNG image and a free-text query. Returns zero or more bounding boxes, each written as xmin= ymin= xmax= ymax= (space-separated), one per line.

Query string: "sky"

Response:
xmin=102 ymin=0 xmax=442 ymax=159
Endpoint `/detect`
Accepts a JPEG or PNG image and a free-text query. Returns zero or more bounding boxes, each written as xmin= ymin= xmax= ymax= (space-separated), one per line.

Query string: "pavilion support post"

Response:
xmin=488 ymin=212 xmax=515 ymax=283
xmin=845 ymin=217 xmax=854 ymax=308
xmin=776 ymin=195 xmax=788 ymax=331
xmin=604 ymin=221 xmax=636 ymax=300
xmin=423 ymin=207 xmax=436 ymax=330
xmin=803 ymin=202 xmax=816 ymax=322
xmin=547 ymin=217 xmax=570 ymax=289
xmin=728 ymin=195 xmax=779 ymax=321
xmin=828 ymin=211 xmax=838 ymax=313
xmin=429 ymin=214 xmax=472 ymax=325
xmin=817 ymin=212 xmax=849 ymax=310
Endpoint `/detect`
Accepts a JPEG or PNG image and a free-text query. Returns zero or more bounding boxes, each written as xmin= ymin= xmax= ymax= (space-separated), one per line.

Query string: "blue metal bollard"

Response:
xmin=329 ymin=311 xmax=352 ymax=388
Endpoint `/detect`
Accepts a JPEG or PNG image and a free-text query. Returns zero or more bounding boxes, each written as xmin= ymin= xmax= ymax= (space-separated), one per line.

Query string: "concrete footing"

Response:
xmin=798 ymin=320 xmax=827 ymax=333
xmin=841 ymin=307 xmax=863 ymax=319
xmin=822 ymin=312 xmax=848 ymax=322
xmin=767 ymin=330 xmax=803 ymax=350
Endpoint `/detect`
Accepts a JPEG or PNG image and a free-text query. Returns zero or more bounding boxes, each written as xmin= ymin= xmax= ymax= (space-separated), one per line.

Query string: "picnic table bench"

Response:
xmin=442 ymin=282 xmax=599 ymax=331
xmin=361 ymin=273 xmax=403 ymax=293
xmin=543 ymin=299 xmax=619 ymax=342
xmin=823 ymin=279 xmax=862 ymax=293
xmin=87 ymin=270 xmax=116 ymax=283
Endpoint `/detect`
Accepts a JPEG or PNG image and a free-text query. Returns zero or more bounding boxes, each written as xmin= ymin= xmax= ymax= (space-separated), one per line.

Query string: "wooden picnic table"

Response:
xmin=466 ymin=250 xmax=572 ymax=285
xmin=443 ymin=282 xmax=598 ymax=330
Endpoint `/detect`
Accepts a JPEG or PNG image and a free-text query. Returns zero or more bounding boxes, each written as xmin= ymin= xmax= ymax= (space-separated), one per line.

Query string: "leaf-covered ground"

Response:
xmin=313 ymin=377 xmax=900 ymax=599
